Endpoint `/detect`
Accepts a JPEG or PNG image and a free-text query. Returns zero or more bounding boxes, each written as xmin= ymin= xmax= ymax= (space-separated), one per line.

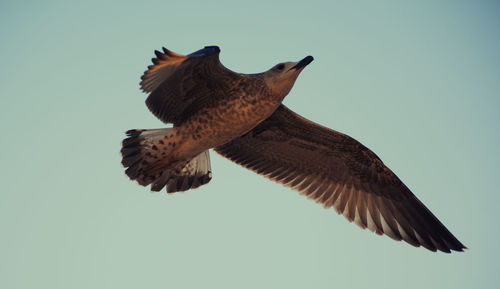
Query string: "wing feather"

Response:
xmin=214 ymin=104 xmax=466 ymax=252
xmin=140 ymin=47 xmax=188 ymax=93
xmin=140 ymin=46 xmax=239 ymax=125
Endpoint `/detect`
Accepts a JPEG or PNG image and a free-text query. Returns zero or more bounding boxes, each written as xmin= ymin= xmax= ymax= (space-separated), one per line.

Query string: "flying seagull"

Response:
xmin=121 ymin=45 xmax=466 ymax=253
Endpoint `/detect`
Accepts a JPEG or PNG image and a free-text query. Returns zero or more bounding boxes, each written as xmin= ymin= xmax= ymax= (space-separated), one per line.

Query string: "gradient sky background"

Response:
xmin=1 ymin=1 xmax=499 ymax=288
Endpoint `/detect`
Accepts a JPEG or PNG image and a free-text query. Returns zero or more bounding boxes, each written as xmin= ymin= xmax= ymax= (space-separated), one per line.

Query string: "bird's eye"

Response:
xmin=276 ymin=64 xmax=285 ymax=71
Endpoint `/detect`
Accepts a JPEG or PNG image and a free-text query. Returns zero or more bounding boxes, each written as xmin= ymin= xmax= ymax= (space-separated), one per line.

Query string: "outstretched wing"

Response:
xmin=215 ymin=105 xmax=466 ymax=253
xmin=140 ymin=46 xmax=238 ymax=125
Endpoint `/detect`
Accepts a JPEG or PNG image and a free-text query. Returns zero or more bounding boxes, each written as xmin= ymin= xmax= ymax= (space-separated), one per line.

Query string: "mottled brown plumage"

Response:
xmin=215 ymin=105 xmax=465 ymax=252
xmin=121 ymin=45 xmax=466 ymax=253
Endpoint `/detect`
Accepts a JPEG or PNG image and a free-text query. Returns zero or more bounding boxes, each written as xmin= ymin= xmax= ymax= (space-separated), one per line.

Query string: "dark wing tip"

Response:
xmin=154 ymin=50 xmax=164 ymax=59
xmin=162 ymin=46 xmax=174 ymax=56
xmin=204 ymin=45 xmax=220 ymax=52
xmin=150 ymin=47 xmax=179 ymax=65
xmin=448 ymin=239 xmax=468 ymax=253
xmin=188 ymin=45 xmax=220 ymax=57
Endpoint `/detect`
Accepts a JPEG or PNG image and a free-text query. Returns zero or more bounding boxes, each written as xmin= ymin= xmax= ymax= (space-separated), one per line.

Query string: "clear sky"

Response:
xmin=1 ymin=1 xmax=499 ymax=288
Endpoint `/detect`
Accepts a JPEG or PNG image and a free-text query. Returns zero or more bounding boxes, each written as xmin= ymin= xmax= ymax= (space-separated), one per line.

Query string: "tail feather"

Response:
xmin=121 ymin=129 xmax=212 ymax=193
xmin=152 ymin=150 xmax=212 ymax=193
xmin=121 ymin=128 xmax=174 ymax=185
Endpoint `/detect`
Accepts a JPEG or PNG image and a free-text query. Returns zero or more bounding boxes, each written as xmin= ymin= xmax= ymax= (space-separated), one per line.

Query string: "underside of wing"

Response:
xmin=140 ymin=46 xmax=237 ymax=125
xmin=140 ymin=47 xmax=188 ymax=93
xmin=215 ymin=105 xmax=466 ymax=253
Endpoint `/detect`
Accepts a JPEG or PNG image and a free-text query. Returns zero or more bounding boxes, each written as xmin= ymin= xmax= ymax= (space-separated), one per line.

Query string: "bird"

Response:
xmin=121 ymin=45 xmax=466 ymax=253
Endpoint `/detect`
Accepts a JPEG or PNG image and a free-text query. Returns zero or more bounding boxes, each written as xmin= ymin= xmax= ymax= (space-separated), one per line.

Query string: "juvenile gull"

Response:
xmin=121 ymin=45 xmax=466 ymax=253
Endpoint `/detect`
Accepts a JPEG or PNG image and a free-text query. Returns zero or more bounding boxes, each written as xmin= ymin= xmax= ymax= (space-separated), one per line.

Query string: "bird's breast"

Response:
xmin=176 ymin=91 xmax=281 ymax=158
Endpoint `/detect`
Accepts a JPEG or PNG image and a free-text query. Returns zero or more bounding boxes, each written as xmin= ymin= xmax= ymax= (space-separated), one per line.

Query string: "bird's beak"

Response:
xmin=291 ymin=56 xmax=314 ymax=70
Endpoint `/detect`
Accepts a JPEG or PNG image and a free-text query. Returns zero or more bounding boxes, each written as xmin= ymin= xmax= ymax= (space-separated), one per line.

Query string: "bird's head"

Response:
xmin=263 ymin=55 xmax=314 ymax=98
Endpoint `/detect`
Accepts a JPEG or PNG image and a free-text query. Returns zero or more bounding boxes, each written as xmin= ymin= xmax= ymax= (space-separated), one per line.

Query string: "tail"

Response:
xmin=121 ymin=129 xmax=212 ymax=193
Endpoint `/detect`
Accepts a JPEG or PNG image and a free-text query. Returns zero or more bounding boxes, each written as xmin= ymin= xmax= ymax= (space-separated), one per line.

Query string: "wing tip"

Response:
xmin=140 ymin=46 xmax=188 ymax=93
xmin=188 ymin=45 xmax=221 ymax=57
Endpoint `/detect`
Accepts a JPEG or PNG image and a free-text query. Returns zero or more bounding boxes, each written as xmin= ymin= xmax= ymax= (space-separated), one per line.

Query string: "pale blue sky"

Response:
xmin=1 ymin=1 xmax=499 ymax=288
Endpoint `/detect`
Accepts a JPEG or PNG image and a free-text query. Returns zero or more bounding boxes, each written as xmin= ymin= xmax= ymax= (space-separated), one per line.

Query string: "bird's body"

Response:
xmin=121 ymin=45 xmax=466 ymax=253
xmin=171 ymin=74 xmax=277 ymax=161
